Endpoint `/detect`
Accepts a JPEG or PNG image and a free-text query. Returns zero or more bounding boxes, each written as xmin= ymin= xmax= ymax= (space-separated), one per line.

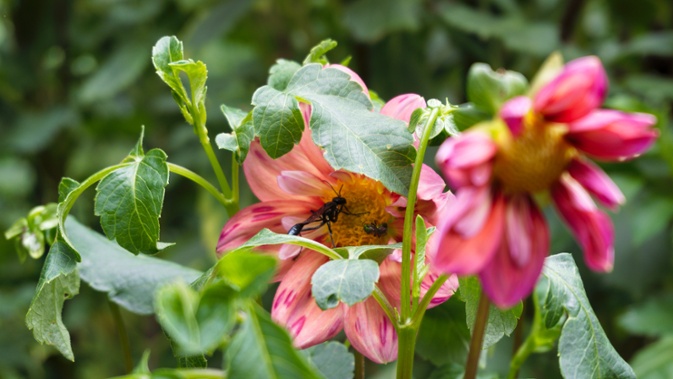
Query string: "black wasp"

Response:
xmin=288 ymin=183 xmax=363 ymax=247
xmin=363 ymin=222 xmax=388 ymax=237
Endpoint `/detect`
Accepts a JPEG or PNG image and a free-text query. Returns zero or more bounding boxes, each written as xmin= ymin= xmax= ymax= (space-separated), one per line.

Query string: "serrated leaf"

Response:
xmin=303 ymin=39 xmax=338 ymax=65
xmin=269 ymin=59 xmax=302 ymax=90
xmin=217 ymin=251 xmax=276 ymax=298
xmin=303 ymin=341 xmax=355 ymax=379
xmin=58 ymin=178 xmax=80 ymax=203
xmin=216 ymin=105 xmax=254 ymax=163
xmin=25 ymin=240 xmax=80 ymax=361
xmin=155 ymin=280 xmax=236 ymax=356
xmin=311 ymin=259 xmax=379 ymax=310
xmin=94 ymin=133 xmax=169 ymax=255
xmin=466 ymin=63 xmax=528 ymax=115
xmin=538 ymin=253 xmax=636 ymax=378
xmin=226 ymin=303 xmax=322 ymax=379
xmin=233 ymin=228 xmax=338 ymax=261
xmin=630 ymin=335 xmax=673 ymax=379
xmin=253 ymin=64 xmax=415 ymax=194
xmin=65 ymin=218 xmax=202 ymax=315
xmin=151 ymin=36 xmax=188 ymax=105
xmin=459 ymin=276 xmax=522 ymax=349
xmin=170 ymin=60 xmax=208 ymax=127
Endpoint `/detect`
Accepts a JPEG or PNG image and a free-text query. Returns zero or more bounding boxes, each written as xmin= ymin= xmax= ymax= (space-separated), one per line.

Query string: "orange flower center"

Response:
xmin=324 ymin=175 xmax=392 ymax=247
xmin=492 ymin=115 xmax=576 ymax=194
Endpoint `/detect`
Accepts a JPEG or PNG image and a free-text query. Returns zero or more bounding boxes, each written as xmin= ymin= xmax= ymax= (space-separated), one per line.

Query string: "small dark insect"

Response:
xmin=363 ymin=222 xmax=388 ymax=237
xmin=288 ymin=183 xmax=364 ymax=247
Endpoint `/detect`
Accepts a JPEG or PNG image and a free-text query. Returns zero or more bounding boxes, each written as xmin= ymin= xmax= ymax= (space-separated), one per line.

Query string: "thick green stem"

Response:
xmin=354 ymin=350 xmax=365 ymax=379
xmin=465 ymin=289 xmax=491 ymax=379
xmin=167 ymin=163 xmax=235 ymax=214
xmin=508 ymin=332 xmax=536 ymax=379
xmin=231 ymin=155 xmax=240 ymax=206
xmin=109 ymin=301 xmax=133 ymax=373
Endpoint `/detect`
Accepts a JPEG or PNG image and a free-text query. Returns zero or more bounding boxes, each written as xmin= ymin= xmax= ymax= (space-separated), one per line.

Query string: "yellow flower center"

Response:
xmin=492 ymin=114 xmax=576 ymax=194
xmin=324 ymin=174 xmax=392 ymax=247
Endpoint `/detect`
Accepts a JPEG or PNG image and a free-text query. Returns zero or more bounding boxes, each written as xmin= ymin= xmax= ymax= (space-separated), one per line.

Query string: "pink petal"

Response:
xmin=567 ymin=158 xmax=624 ymax=210
xmin=272 ymin=252 xmax=345 ymax=348
xmin=499 ymin=96 xmax=532 ymax=137
xmin=436 ymin=132 xmax=497 ymax=189
xmin=420 ymin=269 xmax=459 ymax=308
xmin=566 ymin=110 xmax=658 ymax=161
xmin=344 ymin=297 xmax=398 ymax=364
xmin=430 ymin=189 xmax=505 ymax=275
xmin=552 ymin=176 xmax=615 ymax=272
xmin=534 ymin=56 xmax=608 ymax=123
xmin=217 ymin=199 xmax=322 ymax=253
xmin=380 ymin=94 xmax=427 ymax=122
xmin=277 ymin=170 xmax=331 ymax=197
xmin=417 ymin=164 xmax=448 ymax=200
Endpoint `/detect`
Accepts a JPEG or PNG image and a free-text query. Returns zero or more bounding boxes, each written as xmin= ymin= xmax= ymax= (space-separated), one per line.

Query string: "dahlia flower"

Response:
xmin=429 ymin=56 xmax=657 ymax=308
xmin=217 ymin=65 xmax=457 ymax=363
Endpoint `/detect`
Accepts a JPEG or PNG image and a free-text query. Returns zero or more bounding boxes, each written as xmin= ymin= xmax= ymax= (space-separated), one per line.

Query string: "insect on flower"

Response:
xmin=363 ymin=222 xmax=388 ymax=237
xmin=288 ymin=183 xmax=365 ymax=247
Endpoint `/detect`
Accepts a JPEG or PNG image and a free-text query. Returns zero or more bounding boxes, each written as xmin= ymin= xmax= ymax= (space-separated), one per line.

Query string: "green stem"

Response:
xmin=508 ymin=332 xmax=536 ymax=379
xmin=231 ymin=155 xmax=240 ymax=206
xmin=395 ymin=324 xmax=417 ymax=379
xmin=174 ymin=369 xmax=225 ymax=379
xmin=465 ymin=289 xmax=491 ymax=379
xmin=109 ymin=301 xmax=133 ymax=373
xmin=354 ymin=349 xmax=365 ymax=379
xmin=411 ymin=274 xmax=449 ymax=327
xmin=167 ymin=163 xmax=234 ymax=213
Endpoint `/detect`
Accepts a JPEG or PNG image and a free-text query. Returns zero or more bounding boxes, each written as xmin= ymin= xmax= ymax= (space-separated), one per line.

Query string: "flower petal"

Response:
xmin=499 ymin=96 xmax=532 ymax=137
xmin=380 ymin=94 xmax=427 ymax=122
xmin=217 ymin=199 xmax=322 ymax=253
xmin=344 ymin=297 xmax=398 ymax=364
xmin=278 ymin=170 xmax=331 ymax=197
xmin=417 ymin=164 xmax=448 ymax=200
xmin=567 ymin=158 xmax=624 ymax=210
xmin=552 ymin=176 xmax=615 ymax=272
xmin=272 ymin=252 xmax=345 ymax=348
xmin=534 ymin=56 xmax=608 ymax=123
xmin=566 ymin=110 xmax=658 ymax=161
xmin=436 ymin=132 xmax=497 ymax=189
xmin=430 ymin=189 xmax=505 ymax=275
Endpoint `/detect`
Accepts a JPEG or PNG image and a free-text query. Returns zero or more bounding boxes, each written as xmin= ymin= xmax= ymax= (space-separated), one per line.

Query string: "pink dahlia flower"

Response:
xmin=217 ymin=65 xmax=457 ymax=363
xmin=429 ymin=56 xmax=657 ymax=308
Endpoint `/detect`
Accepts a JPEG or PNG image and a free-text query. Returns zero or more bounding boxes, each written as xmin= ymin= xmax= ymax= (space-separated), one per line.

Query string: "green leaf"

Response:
xmin=466 ymin=63 xmax=528 ymax=115
xmin=452 ymin=104 xmax=491 ymax=131
xmin=233 ymin=228 xmax=339 ymax=261
xmin=25 ymin=240 xmax=80 ymax=361
xmin=537 ymin=253 xmax=636 ymax=378
xmin=303 ymin=341 xmax=355 ymax=379
xmin=94 ymin=132 xmax=170 ymax=255
xmin=269 ymin=59 xmax=302 ymax=90
xmin=630 ymin=335 xmax=673 ymax=379
xmin=459 ymin=276 xmax=522 ymax=349
xmin=302 ymin=39 xmax=338 ymax=65
xmin=65 ymin=218 xmax=202 ymax=315
xmin=131 ymin=350 xmax=151 ymax=374
xmin=334 ymin=242 xmax=401 ymax=261
xmin=152 ymin=36 xmax=187 ymax=101
xmin=217 ymin=251 xmax=277 ymax=298
xmin=58 ymin=178 xmax=80 ymax=203
xmin=155 ymin=280 xmax=236 ymax=356
xmin=5 ymin=204 xmax=59 ymax=261
xmin=226 ymin=303 xmax=322 ymax=379
xmin=311 ymin=259 xmax=380 ymax=310
xmin=253 ymin=64 xmax=415 ymax=195
xmin=170 ymin=59 xmax=208 ymax=127
xmin=416 ymin=298 xmax=470 ymax=366
xmin=216 ymin=105 xmax=254 ymax=163
xmin=618 ymin=295 xmax=673 ymax=337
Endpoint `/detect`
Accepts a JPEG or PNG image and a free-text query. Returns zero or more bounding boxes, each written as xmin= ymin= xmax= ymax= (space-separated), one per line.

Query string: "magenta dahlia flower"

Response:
xmin=429 ymin=56 xmax=658 ymax=308
xmin=217 ymin=65 xmax=457 ymax=363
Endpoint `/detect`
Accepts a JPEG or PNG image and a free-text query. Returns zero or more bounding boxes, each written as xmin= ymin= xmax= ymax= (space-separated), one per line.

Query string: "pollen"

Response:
xmin=493 ymin=115 xmax=576 ymax=194
xmin=326 ymin=174 xmax=393 ymax=247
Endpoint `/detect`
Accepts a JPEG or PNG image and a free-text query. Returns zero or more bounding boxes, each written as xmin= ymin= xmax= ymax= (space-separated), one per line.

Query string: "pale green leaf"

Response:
xmin=466 ymin=63 xmax=528 ymax=115
xmin=303 ymin=341 xmax=355 ymax=379
xmin=311 ymin=259 xmax=379 ymax=310
xmin=303 ymin=39 xmax=338 ymax=65
xmin=269 ymin=59 xmax=302 ymax=90
xmin=631 ymin=336 xmax=673 ymax=379
xmin=618 ymin=295 xmax=673 ymax=337
xmin=217 ymin=251 xmax=276 ymax=298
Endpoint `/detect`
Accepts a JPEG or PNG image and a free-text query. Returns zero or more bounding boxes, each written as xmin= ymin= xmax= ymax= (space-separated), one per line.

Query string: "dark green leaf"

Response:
xmin=269 ymin=59 xmax=302 ymax=90
xmin=25 ymin=240 xmax=80 ymax=361
xmin=416 ymin=298 xmax=470 ymax=366
xmin=618 ymin=295 xmax=673 ymax=337
xmin=66 ymin=218 xmax=202 ymax=315
xmin=302 ymin=39 xmax=338 ymax=65
xmin=217 ymin=251 xmax=276 ymax=298
xmin=226 ymin=303 xmax=322 ymax=379
xmin=538 ymin=253 xmax=636 ymax=378
xmin=630 ymin=335 xmax=673 ymax=379
xmin=251 ymin=84 xmax=306 ymax=158
xmin=303 ymin=341 xmax=355 ymax=379
xmin=459 ymin=276 xmax=522 ymax=349
xmin=155 ymin=280 xmax=236 ymax=356
xmin=58 ymin=178 xmax=80 ymax=203
xmin=311 ymin=259 xmax=379 ymax=310
xmin=452 ymin=104 xmax=491 ymax=131
xmin=466 ymin=63 xmax=528 ymax=115
xmin=94 ymin=132 xmax=170 ymax=255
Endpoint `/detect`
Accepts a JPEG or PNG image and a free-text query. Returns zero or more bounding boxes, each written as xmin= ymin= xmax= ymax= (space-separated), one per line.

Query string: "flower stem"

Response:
xmin=354 ymin=349 xmax=365 ymax=379
xmin=167 ymin=163 xmax=236 ymax=215
xmin=508 ymin=332 xmax=536 ymax=379
xmin=465 ymin=289 xmax=491 ymax=379
xmin=396 ymin=323 xmax=417 ymax=379
xmin=109 ymin=301 xmax=133 ymax=373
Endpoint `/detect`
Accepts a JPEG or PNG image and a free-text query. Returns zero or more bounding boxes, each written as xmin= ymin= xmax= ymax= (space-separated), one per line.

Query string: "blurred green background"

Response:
xmin=1 ymin=0 xmax=672 ymax=378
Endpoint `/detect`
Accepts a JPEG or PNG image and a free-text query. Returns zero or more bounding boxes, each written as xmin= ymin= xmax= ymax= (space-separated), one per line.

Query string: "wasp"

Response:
xmin=363 ymin=222 xmax=388 ymax=237
xmin=288 ymin=183 xmax=364 ymax=247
